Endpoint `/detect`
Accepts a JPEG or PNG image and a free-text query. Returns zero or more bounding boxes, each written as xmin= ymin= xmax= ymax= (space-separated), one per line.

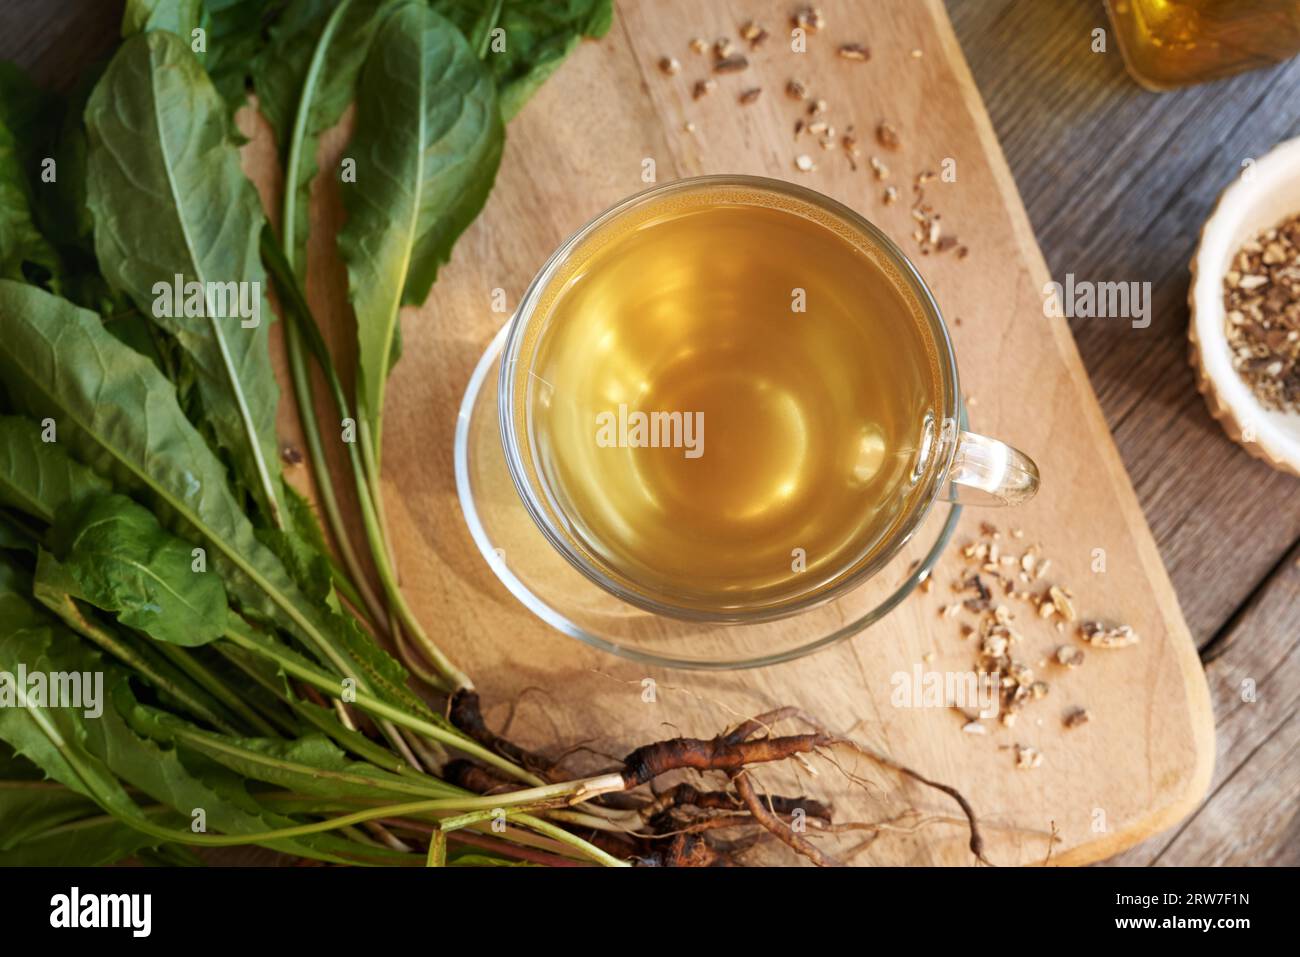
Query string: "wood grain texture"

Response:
xmin=0 ymin=0 xmax=119 ymax=92
xmin=946 ymin=0 xmax=1300 ymax=647
xmin=944 ymin=0 xmax=1299 ymax=868
xmin=1104 ymin=544 xmax=1298 ymax=865
xmin=243 ymin=0 xmax=1214 ymax=865
xmin=4 ymin=0 xmax=1262 ymax=865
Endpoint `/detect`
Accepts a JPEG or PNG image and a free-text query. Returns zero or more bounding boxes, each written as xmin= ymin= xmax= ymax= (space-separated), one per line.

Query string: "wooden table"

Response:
xmin=4 ymin=0 xmax=1295 ymax=866
xmin=945 ymin=0 xmax=1299 ymax=865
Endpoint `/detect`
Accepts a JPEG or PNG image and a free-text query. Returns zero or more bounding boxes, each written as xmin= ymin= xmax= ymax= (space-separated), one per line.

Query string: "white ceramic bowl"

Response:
xmin=1189 ymin=135 xmax=1300 ymax=477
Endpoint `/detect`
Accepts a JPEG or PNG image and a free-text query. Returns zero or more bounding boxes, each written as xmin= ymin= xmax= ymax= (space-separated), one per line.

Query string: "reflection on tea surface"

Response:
xmin=525 ymin=187 xmax=942 ymax=615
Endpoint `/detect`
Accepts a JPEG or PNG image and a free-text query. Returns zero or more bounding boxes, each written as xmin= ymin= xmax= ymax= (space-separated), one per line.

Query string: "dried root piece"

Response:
xmin=714 ymin=54 xmax=749 ymax=74
xmin=1064 ymin=707 xmax=1090 ymax=729
xmin=449 ymin=689 xmax=560 ymax=780
xmin=1015 ymin=744 xmax=1044 ymax=769
xmin=448 ymin=695 xmax=986 ymax=867
xmin=740 ymin=21 xmax=769 ymax=48
xmin=732 ymin=769 xmax=843 ymax=866
xmin=1224 ymin=212 xmax=1300 ymax=412
xmin=620 ymin=731 xmax=826 ymax=786
xmin=442 ymin=758 xmax=517 ymax=794
xmin=1079 ymin=620 xmax=1139 ymax=648
xmin=792 ymin=5 xmax=825 ymax=32
xmin=643 ymin=782 xmax=832 ymax=823
xmin=620 ymin=708 xmax=988 ymax=866
xmin=660 ymin=832 xmax=726 ymax=867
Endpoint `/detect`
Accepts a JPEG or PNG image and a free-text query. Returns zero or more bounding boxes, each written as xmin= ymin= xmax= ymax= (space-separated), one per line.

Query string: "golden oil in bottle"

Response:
xmin=1107 ymin=0 xmax=1300 ymax=90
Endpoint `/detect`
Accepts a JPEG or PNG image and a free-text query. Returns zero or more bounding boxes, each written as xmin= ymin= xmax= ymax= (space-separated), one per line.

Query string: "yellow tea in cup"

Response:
xmin=518 ymin=182 xmax=942 ymax=616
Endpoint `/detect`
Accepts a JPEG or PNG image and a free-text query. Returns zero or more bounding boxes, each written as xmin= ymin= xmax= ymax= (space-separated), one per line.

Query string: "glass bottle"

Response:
xmin=1106 ymin=0 xmax=1300 ymax=90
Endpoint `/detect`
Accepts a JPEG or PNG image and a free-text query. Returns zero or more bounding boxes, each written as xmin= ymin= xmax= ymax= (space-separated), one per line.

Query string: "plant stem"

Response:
xmin=153 ymin=643 xmax=281 ymax=737
xmin=166 ymin=723 xmax=456 ymax=800
xmin=473 ymin=0 xmax=507 ymax=59
xmin=143 ymin=797 xmax=612 ymax=857
xmin=357 ymin=416 xmax=395 ymax=556
xmin=354 ymin=415 xmax=471 ymax=692
xmin=217 ymin=641 xmax=413 ymax=773
xmin=437 ymin=807 xmax=502 ymax=832
xmin=40 ymin=594 xmax=240 ymax=736
xmin=426 ymin=827 xmax=446 ymax=866
xmin=222 ymin=624 xmax=535 ymax=785
xmin=390 ymin=617 xmax=443 ymax=686
xmin=400 ymin=725 xmax=448 ymax=769
xmin=264 ymin=228 xmax=385 ymax=632
xmin=375 ymin=815 xmax=592 ymax=863
xmin=283 ymin=316 xmax=387 ymax=631
xmin=203 ymin=296 xmax=285 ymax=531
xmin=280 ymin=0 xmax=353 ymax=288
xmin=512 ymin=813 xmax=630 ymax=867
xmin=261 ymin=230 xmax=469 ymax=693
xmin=272 ymin=0 xmax=389 ymax=635
xmin=258 ymin=794 xmax=625 ymax=864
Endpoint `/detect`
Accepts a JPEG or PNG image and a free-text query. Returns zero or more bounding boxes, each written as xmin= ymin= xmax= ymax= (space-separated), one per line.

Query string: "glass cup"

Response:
xmin=495 ymin=175 xmax=1038 ymax=627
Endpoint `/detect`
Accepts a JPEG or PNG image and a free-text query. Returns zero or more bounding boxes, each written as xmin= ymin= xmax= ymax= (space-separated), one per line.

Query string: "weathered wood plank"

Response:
xmin=946 ymin=0 xmax=1300 ymax=645
xmin=0 ymin=0 xmax=1263 ymax=868
xmin=1104 ymin=543 xmax=1299 ymax=865
xmin=1 ymin=0 xmax=120 ymax=91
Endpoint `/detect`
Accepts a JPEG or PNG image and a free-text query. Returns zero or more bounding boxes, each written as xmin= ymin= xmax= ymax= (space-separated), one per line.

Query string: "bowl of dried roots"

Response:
xmin=1190 ymin=134 xmax=1300 ymax=476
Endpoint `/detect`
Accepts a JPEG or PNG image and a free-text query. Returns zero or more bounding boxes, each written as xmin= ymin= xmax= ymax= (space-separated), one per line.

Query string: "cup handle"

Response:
xmin=944 ymin=430 xmax=1039 ymax=506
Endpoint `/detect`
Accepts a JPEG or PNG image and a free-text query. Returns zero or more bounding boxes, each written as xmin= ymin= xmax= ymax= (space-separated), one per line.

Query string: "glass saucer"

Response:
xmin=454 ymin=323 xmax=963 ymax=670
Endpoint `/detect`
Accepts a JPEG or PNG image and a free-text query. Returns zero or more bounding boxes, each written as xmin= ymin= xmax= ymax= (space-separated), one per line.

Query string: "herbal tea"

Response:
xmin=521 ymin=185 xmax=943 ymax=615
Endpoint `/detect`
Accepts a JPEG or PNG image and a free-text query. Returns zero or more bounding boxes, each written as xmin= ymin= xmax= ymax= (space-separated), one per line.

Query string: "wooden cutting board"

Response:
xmin=246 ymin=0 xmax=1215 ymax=865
